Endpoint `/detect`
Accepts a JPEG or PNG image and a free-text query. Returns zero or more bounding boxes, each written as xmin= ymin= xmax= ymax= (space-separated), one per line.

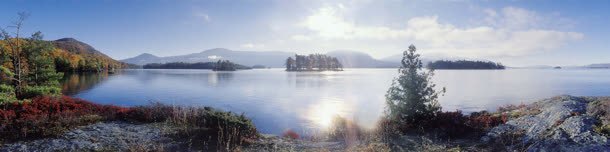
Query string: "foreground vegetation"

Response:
xmin=0 ymin=95 xmax=258 ymax=150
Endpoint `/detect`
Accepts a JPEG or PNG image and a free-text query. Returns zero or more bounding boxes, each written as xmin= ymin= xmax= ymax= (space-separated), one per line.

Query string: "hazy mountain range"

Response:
xmin=121 ymin=48 xmax=610 ymax=69
xmin=122 ymin=48 xmax=402 ymax=68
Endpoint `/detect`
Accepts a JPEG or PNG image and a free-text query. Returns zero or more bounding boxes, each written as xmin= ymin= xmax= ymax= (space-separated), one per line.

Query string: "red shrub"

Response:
xmin=0 ymin=96 xmax=129 ymax=142
xmin=122 ymin=103 xmax=174 ymax=123
xmin=466 ymin=111 xmax=506 ymax=131
xmin=388 ymin=110 xmax=507 ymax=138
xmin=282 ymin=129 xmax=299 ymax=139
xmin=426 ymin=110 xmax=470 ymax=137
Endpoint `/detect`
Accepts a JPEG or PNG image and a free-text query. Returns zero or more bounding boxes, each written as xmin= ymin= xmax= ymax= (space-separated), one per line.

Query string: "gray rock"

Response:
xmin=0 ymin=122 xmax=176 ymax=152
xmin=482 ymin=95 xmax=610 ymax=151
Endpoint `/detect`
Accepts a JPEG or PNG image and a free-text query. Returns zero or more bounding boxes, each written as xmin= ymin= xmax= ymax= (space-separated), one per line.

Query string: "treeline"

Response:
xmin=285 ymin=54 xmax=343 ymax=71
xmin=427 ymin=60 xmax=505 ymax=70
xmin=143 ymin=60 xmax=250 ymax=71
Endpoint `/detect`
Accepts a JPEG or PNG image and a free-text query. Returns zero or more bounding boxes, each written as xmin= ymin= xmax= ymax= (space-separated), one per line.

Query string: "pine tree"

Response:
xmin=385 ymin=45 xmax=444 ymax=129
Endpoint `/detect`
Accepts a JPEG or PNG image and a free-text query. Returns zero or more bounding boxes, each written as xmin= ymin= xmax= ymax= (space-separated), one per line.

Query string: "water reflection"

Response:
xmin=61 ymin=72 xmax=111 ymax=95
xmin=60 ymin=69 xmax=610 ymax=135
xmin=305 ymin=98 xmax=351 ymax=130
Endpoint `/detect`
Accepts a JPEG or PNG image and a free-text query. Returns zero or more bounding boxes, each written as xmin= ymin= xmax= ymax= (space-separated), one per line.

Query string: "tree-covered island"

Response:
xmin=143 ymin=60 xmax=250 ymax=71
xmin=427 ymin=60 xmax=505 ymax=70
xmin=285 ymin=54 xmax=343 ymax=71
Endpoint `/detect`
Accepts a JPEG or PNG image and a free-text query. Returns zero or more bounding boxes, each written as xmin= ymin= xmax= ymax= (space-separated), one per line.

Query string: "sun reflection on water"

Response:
xmin=305 ymin=98 xmax=351 ymax=130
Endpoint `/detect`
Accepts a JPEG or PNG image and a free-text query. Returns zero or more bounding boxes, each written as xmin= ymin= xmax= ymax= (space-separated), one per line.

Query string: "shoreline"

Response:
xmin=1 ymin=95 xmax=609 ymax=151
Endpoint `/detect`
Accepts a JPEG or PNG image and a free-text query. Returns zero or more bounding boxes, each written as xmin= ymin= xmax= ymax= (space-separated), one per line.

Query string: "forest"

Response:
xmin=285 ymin=54 xmax=343 ymax=71
xmin=426 ymin=60 xmax=506 ymax=70
xmin=0 ymin=13 xmax=126 ymax=103
xmin=143 ymin=60 xmax=250 ymax=71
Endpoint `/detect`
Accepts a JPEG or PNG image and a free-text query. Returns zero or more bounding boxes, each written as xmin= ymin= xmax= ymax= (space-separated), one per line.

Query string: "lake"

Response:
xmin=60 ymin=69 xmax=610 ymax=135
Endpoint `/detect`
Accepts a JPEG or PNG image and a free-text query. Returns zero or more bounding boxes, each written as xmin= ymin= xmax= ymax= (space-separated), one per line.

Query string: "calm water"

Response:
xmin=60 ymin=69 xmax=610 ymax=135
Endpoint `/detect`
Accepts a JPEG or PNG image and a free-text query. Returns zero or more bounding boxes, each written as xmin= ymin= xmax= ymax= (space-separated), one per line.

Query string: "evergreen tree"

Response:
xmin=285 ymin=57 xmax=295 ymax=71
xmin=385 ymin=45 xmax=444 ymax=130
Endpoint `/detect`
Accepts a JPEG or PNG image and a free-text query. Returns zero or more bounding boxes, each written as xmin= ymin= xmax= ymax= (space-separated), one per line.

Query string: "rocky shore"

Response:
xmin=1 ymin=95 xmax=609 ymax=151
xmin=0 ymin=122 xmax=182 ymax=151
xmin=483 ymin=95 xmax=610 ymax=151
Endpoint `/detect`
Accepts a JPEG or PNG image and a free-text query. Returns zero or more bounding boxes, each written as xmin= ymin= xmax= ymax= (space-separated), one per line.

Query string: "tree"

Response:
xmin=285 ymin=54 xmax=343 ymax=71
xmin=384 ymin=45 xmax=444 ymax=131
xmin=0 ymin=12 xmax=29 ymax=97
xmin=0 ymin=13 xmax=63 ymax=100
xmin=24 ymin=32 xmax=63 ymax=86
xmin=285 ymin=57 xmax=295 ymax=71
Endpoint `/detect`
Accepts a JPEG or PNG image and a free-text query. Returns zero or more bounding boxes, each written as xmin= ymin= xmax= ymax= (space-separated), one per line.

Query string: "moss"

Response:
xmin=594 ymin=124 xmax=610 ymax=137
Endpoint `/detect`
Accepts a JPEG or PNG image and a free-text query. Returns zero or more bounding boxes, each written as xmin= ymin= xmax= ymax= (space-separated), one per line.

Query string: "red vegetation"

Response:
xmin=497 ymin=103 xmax=527 ymax=113
xmin=383 ymin=110 xmax=508 ymax=138
xmin=0 ymin=96 xmax=130 ymax=141
xmin=282 ymin=129 xmax=300 ymax=139
xmin=466 ymin=111 xmax=507 ymax=131
xmin=121 ymin=103 xmax=174 ymax=123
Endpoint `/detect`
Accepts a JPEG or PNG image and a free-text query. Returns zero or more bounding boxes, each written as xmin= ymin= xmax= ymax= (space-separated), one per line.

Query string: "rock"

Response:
xmin=482 ymin=95 xmax=610 ymax=151
xmin=0 ymin=122 xmax=175 ymax=151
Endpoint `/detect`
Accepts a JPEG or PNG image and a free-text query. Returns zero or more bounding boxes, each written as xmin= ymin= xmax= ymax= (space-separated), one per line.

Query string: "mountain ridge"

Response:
xmin=122 ymin=48 xmax=400 ymax=68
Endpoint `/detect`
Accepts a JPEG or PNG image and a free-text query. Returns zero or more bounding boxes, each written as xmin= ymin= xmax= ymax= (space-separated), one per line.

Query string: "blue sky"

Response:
xmin=1 ymin=0 xmax=609 ymax=66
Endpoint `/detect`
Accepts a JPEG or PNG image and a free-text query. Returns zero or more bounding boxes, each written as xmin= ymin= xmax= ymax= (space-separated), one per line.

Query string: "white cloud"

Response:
xmin=241 ymin=43 xmax=265 ymax=49
xmin=292 ymin=6 xmax=583 ymax=58
xmin=207 ymin=55 xmax=222 ymax=60
xmin=195 ymin=13 xmax=211 ymax=22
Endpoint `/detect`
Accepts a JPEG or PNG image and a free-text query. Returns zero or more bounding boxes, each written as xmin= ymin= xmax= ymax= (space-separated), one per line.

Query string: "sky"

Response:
xmin=1 ymin=0 xmax=609 ymax=67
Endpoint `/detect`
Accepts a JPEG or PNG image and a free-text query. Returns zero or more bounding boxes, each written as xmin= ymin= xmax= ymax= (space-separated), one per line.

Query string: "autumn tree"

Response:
xmin=0 ymin=13 xmax=62 ymax=100
xmin=0 ymin=12 xmax=29 ymax=97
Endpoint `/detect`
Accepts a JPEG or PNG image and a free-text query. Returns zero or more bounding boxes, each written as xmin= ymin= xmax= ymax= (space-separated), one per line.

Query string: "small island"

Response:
xmin=143 ymin=60 xmax=250 ymax=71
xmin=427 ymin=60 xmax=505 ymax=70
xmin=285 ymin=54 xmax=343 ymax=71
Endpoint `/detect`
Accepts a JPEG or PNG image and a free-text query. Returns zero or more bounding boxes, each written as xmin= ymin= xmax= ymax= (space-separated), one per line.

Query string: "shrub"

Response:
xmin=426 ymin=111 xmax=469 ymax=137
xmin=122 ymin=102 xmax=174 ymax=123
xmin=466 ymin=111 xmax=506 ymax=131
xmin=0 ymin=84 xmax=14 ymax=93
xmin=328 ymin=115 xmax=363 ymax=143
xmin=0 ymin=93 xmax=17 ymax=105
xmin=164 ymin=106 xmax=258 ymax=151
xmin=0 ymin=84 xmax=17 ymax=104
xmin=20 ymin=85 xmax=61 ymax=99
xmin=282 ymin=129 xmax=300 ymax=139
xmin=0 ymin=96 xmax=128 ymax=142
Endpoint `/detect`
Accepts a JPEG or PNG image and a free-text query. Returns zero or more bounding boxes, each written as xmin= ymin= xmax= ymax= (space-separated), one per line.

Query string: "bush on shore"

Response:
xmin=0 ymin=96 xmax=128 ymax=142
xmin=0 ymin=95 xmax=259 ymax=150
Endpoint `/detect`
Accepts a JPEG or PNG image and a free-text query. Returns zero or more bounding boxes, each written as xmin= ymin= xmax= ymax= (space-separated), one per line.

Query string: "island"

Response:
xmin=142 ymin=60 xmax=251 ymax=71
xmin=426 ymin=60 xmax=505 ymax=70
xmin=285 ymin=54 xmax=343 ymax=71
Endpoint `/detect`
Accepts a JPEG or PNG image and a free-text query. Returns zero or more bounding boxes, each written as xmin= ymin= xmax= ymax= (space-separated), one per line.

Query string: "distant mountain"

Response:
xmin=122 ymin=48 xmax=294 ymax=68
xmin=51 ymin=38 xmax=127 ymax=71
xmin=511 ymin=65 xmax=555 ymax=69
xmin=122 ymin=48 xmax=399 ymax=68
xmin=53 ymin=38 xmax=113 ymax=58
xmin=586 ymin=63 xmax=610 ymax=68
xmin=327 ymin=50 xmax=397 ymax=68
xmin=121 ymin=53 xmax=161 ymax=65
